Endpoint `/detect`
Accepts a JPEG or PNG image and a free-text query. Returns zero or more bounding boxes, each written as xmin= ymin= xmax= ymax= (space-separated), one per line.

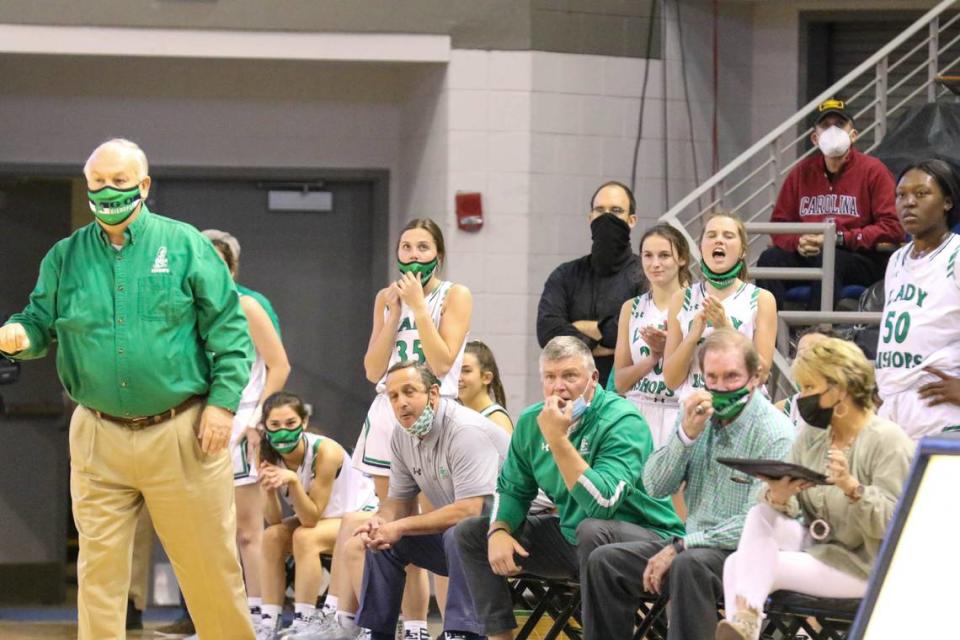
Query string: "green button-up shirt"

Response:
xmin=643 ymin=392 xmax=795 ymax=549
xmin=2 ymin=206 xmax=253 ymax=417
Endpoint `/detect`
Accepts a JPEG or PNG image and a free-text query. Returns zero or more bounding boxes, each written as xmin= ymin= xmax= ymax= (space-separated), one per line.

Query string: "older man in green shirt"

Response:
xmin=0 ymin=139 xmax=256 ymax=640
xmin=581 ymin=329 xmax=794 ymax=640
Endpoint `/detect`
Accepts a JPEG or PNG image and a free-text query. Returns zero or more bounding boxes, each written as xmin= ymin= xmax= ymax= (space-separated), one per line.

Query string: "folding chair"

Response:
xmin=632 ymin=592 xmax=669 ymax=640
xmin=761 ymin=591 xmax=860 ymax=640
xmin=510 ymin=575 xmax=583 ymax=640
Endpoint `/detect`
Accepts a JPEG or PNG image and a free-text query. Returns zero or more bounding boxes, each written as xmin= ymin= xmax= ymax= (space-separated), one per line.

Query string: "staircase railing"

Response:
xmin=658 ymin=0 xmax=960 ymax=394
xmin=660 ymin=0 xmax=960 ymax=263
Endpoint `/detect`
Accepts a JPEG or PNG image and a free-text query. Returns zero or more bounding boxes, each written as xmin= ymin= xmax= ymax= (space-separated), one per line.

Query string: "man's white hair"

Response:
xmin=84 ymin=138 xmax=149 ymax=179
xmin=539 ymin=336 xmax=596 ymax=375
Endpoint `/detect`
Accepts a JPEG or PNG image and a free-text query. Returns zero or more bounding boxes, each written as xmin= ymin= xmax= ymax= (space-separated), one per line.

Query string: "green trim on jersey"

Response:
xmin=360 ymin=416 xmax=391 ymax=468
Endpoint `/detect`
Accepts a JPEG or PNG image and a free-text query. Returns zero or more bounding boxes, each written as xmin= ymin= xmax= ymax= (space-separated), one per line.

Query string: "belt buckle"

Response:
xmin=126 ymin=416 xmax=152 ymax=430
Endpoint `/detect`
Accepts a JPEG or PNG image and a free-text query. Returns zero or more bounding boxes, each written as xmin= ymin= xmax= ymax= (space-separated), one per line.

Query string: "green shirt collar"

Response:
xmin=96 ymin=203 xmax=152 ymax=246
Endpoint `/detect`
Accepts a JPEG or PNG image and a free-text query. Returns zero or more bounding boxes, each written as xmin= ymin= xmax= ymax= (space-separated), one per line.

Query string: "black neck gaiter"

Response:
xmin=590 ymin=214 xmax=632 ymax=276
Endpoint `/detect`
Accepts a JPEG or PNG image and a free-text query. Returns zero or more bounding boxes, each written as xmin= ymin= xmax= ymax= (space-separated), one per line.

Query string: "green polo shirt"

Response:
xmin=2 ymin=206 xmax=253 ymax=417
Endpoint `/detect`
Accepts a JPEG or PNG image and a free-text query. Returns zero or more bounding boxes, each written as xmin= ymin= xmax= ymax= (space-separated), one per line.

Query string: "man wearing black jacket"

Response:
xmin=536 ymin=181 xmax=644 ymax=386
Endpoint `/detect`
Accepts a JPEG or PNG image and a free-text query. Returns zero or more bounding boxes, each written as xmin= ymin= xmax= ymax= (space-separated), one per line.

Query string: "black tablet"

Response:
xmin=716 ymin=457 xmax=829 ymax=485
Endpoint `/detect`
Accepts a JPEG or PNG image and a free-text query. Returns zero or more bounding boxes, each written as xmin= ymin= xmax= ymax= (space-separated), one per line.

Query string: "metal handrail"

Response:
xmin=660 ymin=0 xmax=959 ymax=262
xmin=745 ymin=221 xmax=836 ymax=312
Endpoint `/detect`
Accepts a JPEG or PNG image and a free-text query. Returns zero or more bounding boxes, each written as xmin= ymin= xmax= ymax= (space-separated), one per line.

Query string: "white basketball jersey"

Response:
xmin=674 ymin=281 xmax=760 ymax=400
xmin=625 ymin=293 xmax=674 ymax=404
xmin=376 ymin=280 xmax=465 ymax=398
xmin=284 ymin=433 xmax=378 ymax=518
xmin=875 ymin=235 xmax=960 ymax=437
xmin=239 ymin=355 xmax=266 ymax=408
xmin=480 ymin=403 xmax=508 ymax=418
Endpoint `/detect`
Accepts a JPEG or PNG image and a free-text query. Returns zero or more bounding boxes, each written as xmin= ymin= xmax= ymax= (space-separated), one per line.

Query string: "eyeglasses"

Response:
xmin=592 ymin=206 xmax=627 ymax=216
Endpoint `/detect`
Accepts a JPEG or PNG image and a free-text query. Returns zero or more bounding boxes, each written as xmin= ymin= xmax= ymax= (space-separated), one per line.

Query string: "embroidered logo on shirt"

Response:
xmin=541 ymin=441 xmax=551 ymax=452
xmin=579 ymin=437 xmax=590 ymax=456
xmin=438 ymin=466 xmax=449 ymax=479
xmin=151 ymin=246 xmax=170 ymax=274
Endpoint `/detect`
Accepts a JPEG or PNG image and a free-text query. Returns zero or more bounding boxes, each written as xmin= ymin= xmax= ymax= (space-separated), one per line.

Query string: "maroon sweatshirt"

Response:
xmin=770 ymin=147 xmax=904 ymax=253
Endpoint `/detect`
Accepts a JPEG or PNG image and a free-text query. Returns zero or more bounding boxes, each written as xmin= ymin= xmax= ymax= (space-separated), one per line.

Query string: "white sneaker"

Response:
xmin=281 ymin=610 xmax=337 ymax=638
xmin=256 ymin=615 xmax=282 ymax=640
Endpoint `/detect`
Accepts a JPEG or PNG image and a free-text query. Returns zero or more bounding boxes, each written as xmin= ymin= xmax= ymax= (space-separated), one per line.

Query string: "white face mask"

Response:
xmin=817 ymin=125 xmax=852 ymax=158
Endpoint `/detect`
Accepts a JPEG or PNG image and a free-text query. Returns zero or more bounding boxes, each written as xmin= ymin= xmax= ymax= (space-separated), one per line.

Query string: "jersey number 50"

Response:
xmin=881 ymin=311 xmax=911 ymax=344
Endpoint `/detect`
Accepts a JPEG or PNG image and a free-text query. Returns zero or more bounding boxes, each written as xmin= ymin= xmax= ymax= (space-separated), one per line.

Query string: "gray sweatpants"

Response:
xmin=582 ymin=539 xmax=730 ymax=640
xmin=454 ymin=515 xmax=663 ymax=636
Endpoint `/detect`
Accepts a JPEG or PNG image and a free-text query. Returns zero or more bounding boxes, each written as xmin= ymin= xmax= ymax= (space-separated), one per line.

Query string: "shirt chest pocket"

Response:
xmin=138 ymin=276 xmax=190 ymax=322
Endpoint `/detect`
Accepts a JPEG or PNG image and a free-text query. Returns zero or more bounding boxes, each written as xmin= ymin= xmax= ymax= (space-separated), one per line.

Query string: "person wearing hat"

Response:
xmin=757 ymin=98 xmax=905 ymax=309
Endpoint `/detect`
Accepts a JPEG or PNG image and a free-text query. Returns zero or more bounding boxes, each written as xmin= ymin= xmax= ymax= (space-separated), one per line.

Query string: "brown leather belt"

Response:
xmin=91 ymin=395 xmax=204 ymax=430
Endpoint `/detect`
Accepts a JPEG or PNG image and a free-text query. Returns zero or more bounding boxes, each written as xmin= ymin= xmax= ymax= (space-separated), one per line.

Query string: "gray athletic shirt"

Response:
xmin=388 ymin=398 xmax=510 ymax=507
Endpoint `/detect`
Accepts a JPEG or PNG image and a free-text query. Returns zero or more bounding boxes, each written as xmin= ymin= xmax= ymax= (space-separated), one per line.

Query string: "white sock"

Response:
xmin=337 ymin=611 xmax=357 ymax=630
xmin=248 ymin=597 xmax=262 ymax=613
xmin=261 ymin=604 xmax=282 ymax=622
xmin=404 ymin=620 xmax=428 ymax=634
xmin=321 ymin=595 xmax=339 ymax=615
xmin=294 ymin=603 xmax=316 ymax=619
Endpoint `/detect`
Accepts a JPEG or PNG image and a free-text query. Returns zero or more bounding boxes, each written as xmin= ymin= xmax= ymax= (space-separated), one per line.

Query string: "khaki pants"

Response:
xmin=70 ymin=404 xmax=254 ymax=640
xmin=128 ymin=509 xmax=153 ymax=612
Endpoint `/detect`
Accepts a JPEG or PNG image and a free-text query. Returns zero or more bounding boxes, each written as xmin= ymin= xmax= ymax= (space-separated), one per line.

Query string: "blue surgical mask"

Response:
xmin=571 ymin=394 xmax=590 ymax=421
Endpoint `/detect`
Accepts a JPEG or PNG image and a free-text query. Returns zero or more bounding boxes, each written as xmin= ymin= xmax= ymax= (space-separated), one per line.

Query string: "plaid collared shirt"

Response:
xmin=643 ymin=392 xmax=795 ymax=549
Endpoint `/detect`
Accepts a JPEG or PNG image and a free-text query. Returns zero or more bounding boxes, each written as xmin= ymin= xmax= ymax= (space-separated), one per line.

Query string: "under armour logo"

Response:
xmin=412 ymin=467 xmax=422 ymax=475
xmin=151 ymin=246 xmax=170 ymax=274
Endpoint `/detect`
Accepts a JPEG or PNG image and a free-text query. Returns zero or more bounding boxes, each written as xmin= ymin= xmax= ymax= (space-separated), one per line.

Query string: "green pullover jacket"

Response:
xmin=491 ymin=386 xmax=684 ymax=544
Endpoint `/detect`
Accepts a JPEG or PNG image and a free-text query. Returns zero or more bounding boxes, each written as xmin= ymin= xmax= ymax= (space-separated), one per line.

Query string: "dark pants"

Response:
xmin=455 ymin=515 xmax=662 ymax=636
xmin=756 ymin=245 xmax=887 ymax=309
xmin=355 ymin=528 xmax=481 ymax=638
xmin=583 ymin=539 xmax=730 ymax=640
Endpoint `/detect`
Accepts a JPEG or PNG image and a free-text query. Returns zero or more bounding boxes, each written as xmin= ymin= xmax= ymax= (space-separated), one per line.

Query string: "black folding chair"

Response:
xmin=511 ymin=575 xmax=583 ymax=640
xmin=761 ymin=591 xmax=860 ymax=640
xmin=633 ymin=592 xmax=670 ymax=640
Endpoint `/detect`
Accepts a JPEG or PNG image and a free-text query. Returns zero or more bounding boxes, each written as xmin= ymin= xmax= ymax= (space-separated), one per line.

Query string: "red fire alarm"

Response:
xmin=456 ymin=192 xmax=483 ymax=232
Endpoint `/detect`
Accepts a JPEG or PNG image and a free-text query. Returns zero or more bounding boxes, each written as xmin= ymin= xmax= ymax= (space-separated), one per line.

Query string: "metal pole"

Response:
xmin=768 ymin=138 xmax=780 ymax=209
xmin=930 ymin=16 xmax=940 ymax=103
xmin=875 ymin=57 xmax=889 ymax=144
xmin=821 ymin=220 xmax=836 ymax=312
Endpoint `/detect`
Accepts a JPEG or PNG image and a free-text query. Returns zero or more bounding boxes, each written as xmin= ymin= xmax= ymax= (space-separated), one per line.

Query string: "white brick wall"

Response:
xmin=398 ymin=47 xmax=717 ymax=410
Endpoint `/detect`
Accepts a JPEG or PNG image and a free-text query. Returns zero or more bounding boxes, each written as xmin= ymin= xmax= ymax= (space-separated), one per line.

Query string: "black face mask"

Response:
xmin=796 ymin=392 xmax=835 ymax=429
xmin=590 ymin=214 xmax=632 ymax=275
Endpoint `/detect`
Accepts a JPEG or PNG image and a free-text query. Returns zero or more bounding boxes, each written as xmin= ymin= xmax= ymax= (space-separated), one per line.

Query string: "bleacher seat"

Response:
xmin=784 ymin=285 xmax=867 ymax=306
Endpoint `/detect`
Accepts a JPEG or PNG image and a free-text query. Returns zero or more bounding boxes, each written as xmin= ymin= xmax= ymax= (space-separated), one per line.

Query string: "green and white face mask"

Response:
xmin=707 ymin=385 xmax=752 ymax=421
xmin=88 ymin=185 xmax=143 ymax=226
xmin=403 ymin=402 xmax=436 ymax=438
xmin=265 ymin=425 xmax=303 ymax=454
xmin=699 ymin=258 xmax=743 ymax=289
xmin=398 ymin=258 xmax=439 ymax=286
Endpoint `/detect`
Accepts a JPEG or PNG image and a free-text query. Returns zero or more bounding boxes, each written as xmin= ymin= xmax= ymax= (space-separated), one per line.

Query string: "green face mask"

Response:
xmin=88 ymin=185 xmax=142 ymax=226
xmin=708 ymin=385 xmax=752 ymax=421
xmin=402 ymin=402 xmax=435 ymax=438
xmin=265 ymin=426 xmax=303 ymax=454
xmin=700 ymin=258 xmax=743 ymax=289
xmin=398 ymin=258 xmax=439 ymax=286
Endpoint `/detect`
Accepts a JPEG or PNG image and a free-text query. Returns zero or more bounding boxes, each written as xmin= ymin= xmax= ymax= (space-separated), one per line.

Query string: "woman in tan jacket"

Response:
xmin=716 ymin=338 xmax=914 ymax=640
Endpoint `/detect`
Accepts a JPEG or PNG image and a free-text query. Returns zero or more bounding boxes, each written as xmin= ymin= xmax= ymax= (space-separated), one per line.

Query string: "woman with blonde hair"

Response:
xmin=716 ymin=338 xmax=914 ymax=640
